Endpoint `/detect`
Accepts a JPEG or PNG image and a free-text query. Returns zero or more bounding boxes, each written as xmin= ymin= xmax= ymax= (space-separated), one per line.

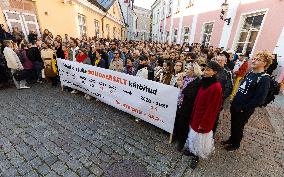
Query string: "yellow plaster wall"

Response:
xmin=35 ymin=0 xmax=78 ymax=37
xmin=104 ymin=2 xmax=125 ymax=40
xmin=74 ymin=2 xmax=104 ymax=38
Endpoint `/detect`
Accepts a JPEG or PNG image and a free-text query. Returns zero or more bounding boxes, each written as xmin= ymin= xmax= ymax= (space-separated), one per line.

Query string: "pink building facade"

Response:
xmin=151 ymin=0 xmax=284 ymax=78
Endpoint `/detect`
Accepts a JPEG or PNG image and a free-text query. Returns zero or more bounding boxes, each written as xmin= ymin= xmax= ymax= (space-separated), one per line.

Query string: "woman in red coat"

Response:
xmin=185 ymin=61 xmax=223 ymax=169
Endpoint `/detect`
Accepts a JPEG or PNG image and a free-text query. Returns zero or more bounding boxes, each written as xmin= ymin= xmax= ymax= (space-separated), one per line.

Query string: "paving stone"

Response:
xmin=89 ymin=164 xmax=104 ymax=176
xmin=43 ymin=155 xmax=58 ymax=166
xmin=50 ymin=161 xmax=68 ymax=175
xmin=0 ymin=85 xmax=283 ymax=177
xmin=29 ymin=157 xmax=43 ymax=168
xmin=64 ymin=169 xmax=79 ymax=177
xmin=77 ymin=166 xmax=90 ymax=177
xmin=37 ymin=163 xmax=51 ymax=176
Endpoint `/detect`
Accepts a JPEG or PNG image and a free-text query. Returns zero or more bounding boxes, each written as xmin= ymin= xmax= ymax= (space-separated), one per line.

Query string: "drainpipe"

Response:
xmin=101 ymin=12 xmax=108 ymax=38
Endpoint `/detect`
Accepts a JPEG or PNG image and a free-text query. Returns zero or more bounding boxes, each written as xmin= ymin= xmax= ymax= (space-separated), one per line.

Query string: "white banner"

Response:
xmin=57 ymin=59 xmax=179 ymax=133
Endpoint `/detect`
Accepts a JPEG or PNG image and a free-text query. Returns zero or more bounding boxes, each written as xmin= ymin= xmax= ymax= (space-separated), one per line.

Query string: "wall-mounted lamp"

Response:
xmin=220 ymin=0 xmax=231 ymax=25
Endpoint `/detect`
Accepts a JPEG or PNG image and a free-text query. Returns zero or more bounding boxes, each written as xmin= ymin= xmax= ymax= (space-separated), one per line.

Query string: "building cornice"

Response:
xmin=75 ymin=0 xmax=106 ymax=15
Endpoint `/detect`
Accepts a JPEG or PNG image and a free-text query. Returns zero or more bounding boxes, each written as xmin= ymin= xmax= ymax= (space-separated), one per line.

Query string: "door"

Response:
xmin=3 ymin=10 xmax=40 ymax=39
xmin=273 ymin=27 xmax=284 ymax=81
xmin=21 ymin=13 xmax=40 ymax=36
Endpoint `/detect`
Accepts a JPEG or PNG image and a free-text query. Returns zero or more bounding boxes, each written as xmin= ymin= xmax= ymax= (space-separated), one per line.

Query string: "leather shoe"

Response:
xmin=225 ymin=145 xmax=239 ymax=152
xmin=221 ymin=139 xmax=232 ymax=146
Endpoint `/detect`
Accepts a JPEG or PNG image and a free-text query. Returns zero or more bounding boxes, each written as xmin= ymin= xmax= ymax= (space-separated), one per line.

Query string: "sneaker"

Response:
xmin=20 ymin=86 xmax=30 ymax=89
xmin=190 ymin=156 xmax=199 ymax=169
xmin=71 ymin=90 xmax=78 ymax=94
xmin=225 ymin=145 xmax=239 ymax=152
xmin=85 ymin=95 xmax=92 ymax=100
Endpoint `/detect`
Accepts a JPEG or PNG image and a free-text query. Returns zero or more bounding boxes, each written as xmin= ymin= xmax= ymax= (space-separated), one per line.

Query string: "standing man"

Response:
xmin=132 ymin=50 xmax=141 ymax=75
xmin=217 ymin=54 xmax=233 ymax=100
xmin=222 ymin=50 xmax=273 ymax=151
xmin=214 ymin=54 xmax=233 ymax=134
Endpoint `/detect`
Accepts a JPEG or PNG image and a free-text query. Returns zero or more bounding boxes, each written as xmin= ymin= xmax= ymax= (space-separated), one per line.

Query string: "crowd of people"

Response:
xmin=1 ymin=24 xmax=284 ymax=170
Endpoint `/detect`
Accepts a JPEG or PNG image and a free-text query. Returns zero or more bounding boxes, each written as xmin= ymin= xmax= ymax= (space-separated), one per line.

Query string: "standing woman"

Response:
xmin=170 ymin=61 xmax=184 ymax=87
xmin=185 ymin=61 xmax=223 ymax=169
xmin=41 ymin=42 xmax=58 ymax=86
xmin=174 ymin=62 xmax=202 ymax=151
xmin=54 ymin=40 xmax=65 ymax=59
xmin=160 ymin=60 xmax=174 ymax=85
xmin=42 ymin=29 xmax=49 ymax=42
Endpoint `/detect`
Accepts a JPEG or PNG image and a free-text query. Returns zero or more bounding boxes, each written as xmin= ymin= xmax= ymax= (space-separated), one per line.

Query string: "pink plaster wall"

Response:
xmin=160 ymin=19 xmax=164 ymax=29
xmin=227 ymin=0 xmax=284 ymax=55
xmin=172 ymin=17 xmax=180 ymax=29
xmin=193 ymin=10 xmax=225 ymax=47
xmin=182 ymin=15 xmax=193 ymax=27
xmin=165 ymin=17 xmax=171 ymax=31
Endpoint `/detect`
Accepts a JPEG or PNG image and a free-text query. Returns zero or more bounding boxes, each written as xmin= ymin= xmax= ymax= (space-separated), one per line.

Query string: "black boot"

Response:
xmin=183 ymin=149 xmax=194 ymax=156
xmin=190 ymin=156 xmax=199 ymax=169
xmin=176 ymin=142 xmax=184 ymax=152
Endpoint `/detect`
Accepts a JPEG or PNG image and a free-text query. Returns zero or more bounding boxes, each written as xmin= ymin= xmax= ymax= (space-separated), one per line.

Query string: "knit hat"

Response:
xmin=206 ymin=61 xmax=222 ymax=72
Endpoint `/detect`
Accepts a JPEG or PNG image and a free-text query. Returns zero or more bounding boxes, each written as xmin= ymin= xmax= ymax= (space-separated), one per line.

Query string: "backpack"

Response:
xmin=257 ymin=74 xmax=280 ymax=107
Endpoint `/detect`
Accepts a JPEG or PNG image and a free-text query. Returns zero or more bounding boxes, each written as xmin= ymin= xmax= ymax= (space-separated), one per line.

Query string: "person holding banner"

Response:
xmin=185 ymin=61 xmax=223 ymax=169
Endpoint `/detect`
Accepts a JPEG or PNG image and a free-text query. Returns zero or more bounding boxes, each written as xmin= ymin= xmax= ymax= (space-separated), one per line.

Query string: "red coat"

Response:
xmin=190 ymin=82 xmax=223 ymax=133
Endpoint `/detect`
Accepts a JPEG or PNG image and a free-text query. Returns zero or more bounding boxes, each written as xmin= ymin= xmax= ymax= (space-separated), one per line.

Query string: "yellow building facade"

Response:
xmin=0 ymin=0 xmax=125 ymax=40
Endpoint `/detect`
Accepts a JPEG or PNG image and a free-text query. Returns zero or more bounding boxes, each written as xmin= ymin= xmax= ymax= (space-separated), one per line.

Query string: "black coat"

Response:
xmin=56 ymin=46 xmax=65 ymax=59
xmin=177 ymin=77 xmax=201 ymax=117
xmin=27 ymin=47 xmax=43 ymax=63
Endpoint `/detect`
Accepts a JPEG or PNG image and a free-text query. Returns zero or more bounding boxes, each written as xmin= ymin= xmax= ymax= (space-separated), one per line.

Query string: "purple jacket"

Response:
xmin=19 ymin=49 xmax=33 ymax=70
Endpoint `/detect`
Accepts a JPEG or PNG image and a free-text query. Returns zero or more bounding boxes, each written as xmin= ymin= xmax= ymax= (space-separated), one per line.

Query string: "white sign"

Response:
xmin=57 ymin=59 xmax=180 ymax=133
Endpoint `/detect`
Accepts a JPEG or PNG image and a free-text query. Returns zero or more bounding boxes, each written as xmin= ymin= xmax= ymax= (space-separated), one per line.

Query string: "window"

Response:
xmin=166 ymin=31 xmax=170 ymax=43
xmin=113 ymin=27 xmax=116 ymax=39
xmin=78 ymin=14 xmax=86 ymax=37
xmin=235 ymin=12 xmax=265 ymax=55
xmin=173 ymin=29 xmax=178 ymax=43
xmin=94 ymin=19 xmax=99 ymax=38
xmin=201 ymin=22 xmax=214 ymax=47
xmin=182 ymin=27 xmax=190 ymax=43
xmin=113 ymin=7 xmax=115 ymax=14
xmin=106 ymin=24 xmax=110 ymax=38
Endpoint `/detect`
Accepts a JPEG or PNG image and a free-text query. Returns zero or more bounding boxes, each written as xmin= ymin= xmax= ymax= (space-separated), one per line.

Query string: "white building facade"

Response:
xmin=118 ymin=0 xmax=136 ymax=40
xmin=133 ymin=6 xmax=151 ymax=41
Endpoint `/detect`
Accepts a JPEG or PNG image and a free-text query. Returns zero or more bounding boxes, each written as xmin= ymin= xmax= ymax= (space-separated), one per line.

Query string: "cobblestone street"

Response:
xmin=0 ymin=85 xmax=283 ymax=177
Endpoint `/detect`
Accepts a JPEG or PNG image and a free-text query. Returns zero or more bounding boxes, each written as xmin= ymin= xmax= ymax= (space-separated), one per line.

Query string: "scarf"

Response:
xmin=200 ymin=76 xmax=218 ymax=88
xmin=77 ymin=53 xmax=87 ymax=63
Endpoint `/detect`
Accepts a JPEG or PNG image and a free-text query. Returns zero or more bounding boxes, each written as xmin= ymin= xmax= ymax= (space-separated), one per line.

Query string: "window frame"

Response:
xmin=201 ymin=21 xmax=214 ymax=47
xmin=233 ymin=10 xmax=267 ymax=55
xmin=78 ymin=14 xmax=86 ymax=37
xmin=182 ymin=26 xmax=190 ymax=43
